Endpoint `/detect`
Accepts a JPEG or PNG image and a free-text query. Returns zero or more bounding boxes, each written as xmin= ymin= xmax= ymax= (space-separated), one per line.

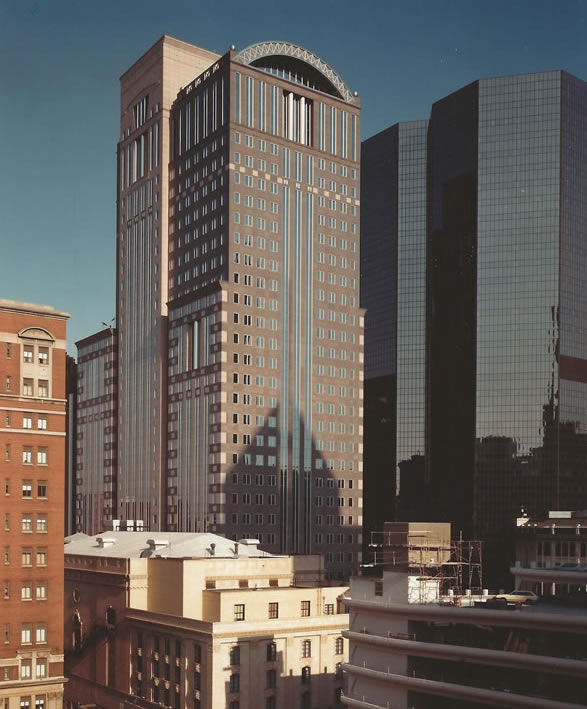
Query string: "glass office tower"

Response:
xmin=362 ymin=71 xmax=587 ymax=578
xmin=361 ymin=121 xmax=428 ymax=539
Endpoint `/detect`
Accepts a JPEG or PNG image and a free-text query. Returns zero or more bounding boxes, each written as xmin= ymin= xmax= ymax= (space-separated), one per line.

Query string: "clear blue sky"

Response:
xmin=1 ymin=0 xmax=586 ymax=351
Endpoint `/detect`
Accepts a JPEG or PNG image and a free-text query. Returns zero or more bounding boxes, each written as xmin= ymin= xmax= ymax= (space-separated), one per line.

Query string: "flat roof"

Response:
xmin=0 ymin=299 xmax=70 ymax=318
xmin=76 ymin=327 xmax=116 ymax=349
xmin=64 ymin=531 xmax=276 ymax=560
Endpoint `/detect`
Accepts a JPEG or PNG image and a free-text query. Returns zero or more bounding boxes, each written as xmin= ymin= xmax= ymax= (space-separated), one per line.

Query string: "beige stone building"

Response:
xmin=64 ymin=531 xmax=347 ymax=709
xmin=104 ymin=36 xmax=364 ymax=581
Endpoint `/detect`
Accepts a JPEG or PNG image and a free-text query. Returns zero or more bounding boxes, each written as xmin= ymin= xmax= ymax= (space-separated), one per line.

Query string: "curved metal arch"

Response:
xmin=234 ymin=41 xmax=356 ymax=104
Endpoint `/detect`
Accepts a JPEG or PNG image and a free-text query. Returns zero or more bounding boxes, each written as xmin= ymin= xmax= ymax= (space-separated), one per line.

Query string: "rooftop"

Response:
xmin=0 ymin=299 xmax=70 ymax=319
xmin=64 ymin=531 xmax=275 ymax=559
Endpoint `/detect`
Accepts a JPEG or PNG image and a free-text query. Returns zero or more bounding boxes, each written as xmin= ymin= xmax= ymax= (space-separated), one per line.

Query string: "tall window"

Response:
xmin=21 ymin=624 xmax=32 ymax=644
xmin=301 ymin=600 xmax=311 ymax=617
xmin=230 ymin=645 xmax=240 ymax=665
xmin=335 ymin=637 xmax=344 ymax=654
xmin=302 ymin=640 xmax=311 ymax=658
xmin=234 ymin=604 xmax=245 ymax=621
xmin=282 ymin=91 xmax=312 ymax=145
xmin=266 ymin=642 xmax=277 ymax=662
xmin=268 ymin=602 xmax=278 ymax=619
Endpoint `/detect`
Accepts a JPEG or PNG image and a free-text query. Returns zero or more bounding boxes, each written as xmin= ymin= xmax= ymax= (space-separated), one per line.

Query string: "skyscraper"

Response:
xmin=0 ymin=299 xmax=68 ymax=709
xmin=117 ymin=37 xmax=220 ymax=532
xmin=362 ymin=71 xmax=587 ymax=576
xmin=75 ymin=327 xmax=117 ymax=534
xmin=110 ymin=37 xmax=363 ymax=579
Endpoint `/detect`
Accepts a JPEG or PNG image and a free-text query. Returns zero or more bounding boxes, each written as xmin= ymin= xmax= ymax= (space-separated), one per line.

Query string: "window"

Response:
xmin=37 ymin=481 xmax=47 ymax=498
xmin=268 ymin=602 xmax=278 ymax=619
xmin=36 ymin=660 xmax=47 ymax=679
xmin=38 ymin=380 xmax=48 ymax=398
xmin=21 ymin=625 xmax=32 ymax=644
xmin=4 ymin=444 xmax=10 ymax=462
xmin=22 ymin=379 xmax=33 ymax=396
xmin=21 ymin=482 xmax=32 ymax=498
xmin=21 ymin=583 xmax=32 ymax=601
xmin=266 ymin=643 xmax=277 ymax=665
xmin=229 ymin=673 xmax=240 ymax=692
xmin=324 ymin=603 xmax=334 ymax=615
xmin=38 ymin=348 xmax=49 ymax=366
xmin=23 ymin=347 xmax=33 ymax=363
xmin=266 ymin=669 xmax=276 ymax=688
xmin=36 ymin=582 xmax=47 ymax=600
xmin=230 ymin=645 xmax=240 ymax=665
xmin=23 ymin=416 xmax=32 ymax=429
xmin=36 ymin=624 xmax=47 ymax=643
xmin=37 ymin=416 xmax=47 ymax=430
xmin=36 ymin=515 xmax=47 ymax=533
xmin=301 ymin=666 xmax=311 ymax=684
xmin=22 ymin=447 xmax=32 ymax=464
xmin=22 ymin=516 xmax=32 ymax=533
xmin=335 ymin=636 xmax=344 ymax=654
xmin=20 ymin=662 xmax=32 ymax=679
xmin=302 ymin=640 xmax=311 ymax=658
xmin=301 ymin=600 xmax=311 ymax=617
xmin=36 ymin=549 xmax=47 ymax=566
xmin=234 ymin=604 xmax=245 ymax=621
xmin=21 ymin=549 xmax=32 ymax=567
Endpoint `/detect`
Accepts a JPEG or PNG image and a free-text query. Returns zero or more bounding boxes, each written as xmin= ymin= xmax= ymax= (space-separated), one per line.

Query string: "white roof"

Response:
xmin=64 ymin=531 xmax=276 ymax=559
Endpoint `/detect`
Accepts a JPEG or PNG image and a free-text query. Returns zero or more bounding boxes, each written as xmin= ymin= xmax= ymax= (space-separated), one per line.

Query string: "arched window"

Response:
xmin=302 ymin=639 xmax=311 ymax=658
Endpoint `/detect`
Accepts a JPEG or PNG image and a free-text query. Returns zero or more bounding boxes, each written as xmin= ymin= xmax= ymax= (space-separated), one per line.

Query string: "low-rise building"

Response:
xmin=64 ymin=531 xmax=347 ymax=709
xmin=343 ymin=566 xmax=587 ymax=709
xmin=516 ymin=509 xmax=587 ymax=569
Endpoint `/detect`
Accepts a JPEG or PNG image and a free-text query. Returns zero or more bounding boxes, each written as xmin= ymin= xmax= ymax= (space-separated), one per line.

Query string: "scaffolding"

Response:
xmin=367 ymin=529 xmax=483 ymax=598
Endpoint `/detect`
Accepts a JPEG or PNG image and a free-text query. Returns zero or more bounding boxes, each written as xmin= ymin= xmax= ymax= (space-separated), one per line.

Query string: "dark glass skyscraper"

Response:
xmin=362 ymin=71 xmax=587 ymax=577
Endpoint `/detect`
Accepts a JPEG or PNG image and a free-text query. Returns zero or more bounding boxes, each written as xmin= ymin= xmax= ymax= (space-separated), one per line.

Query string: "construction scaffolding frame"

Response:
xmin=368 ymin=530 xmax=483 ymax=598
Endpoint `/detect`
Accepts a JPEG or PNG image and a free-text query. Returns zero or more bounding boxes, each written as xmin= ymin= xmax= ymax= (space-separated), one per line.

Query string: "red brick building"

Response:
xmin=0 ymin=299 xmax=68 ymax=709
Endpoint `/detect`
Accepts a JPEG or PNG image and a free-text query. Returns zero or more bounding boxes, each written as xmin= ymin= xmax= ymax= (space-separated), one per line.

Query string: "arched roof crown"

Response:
xmin=234 ymin=41 xmax=356 ymax=104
